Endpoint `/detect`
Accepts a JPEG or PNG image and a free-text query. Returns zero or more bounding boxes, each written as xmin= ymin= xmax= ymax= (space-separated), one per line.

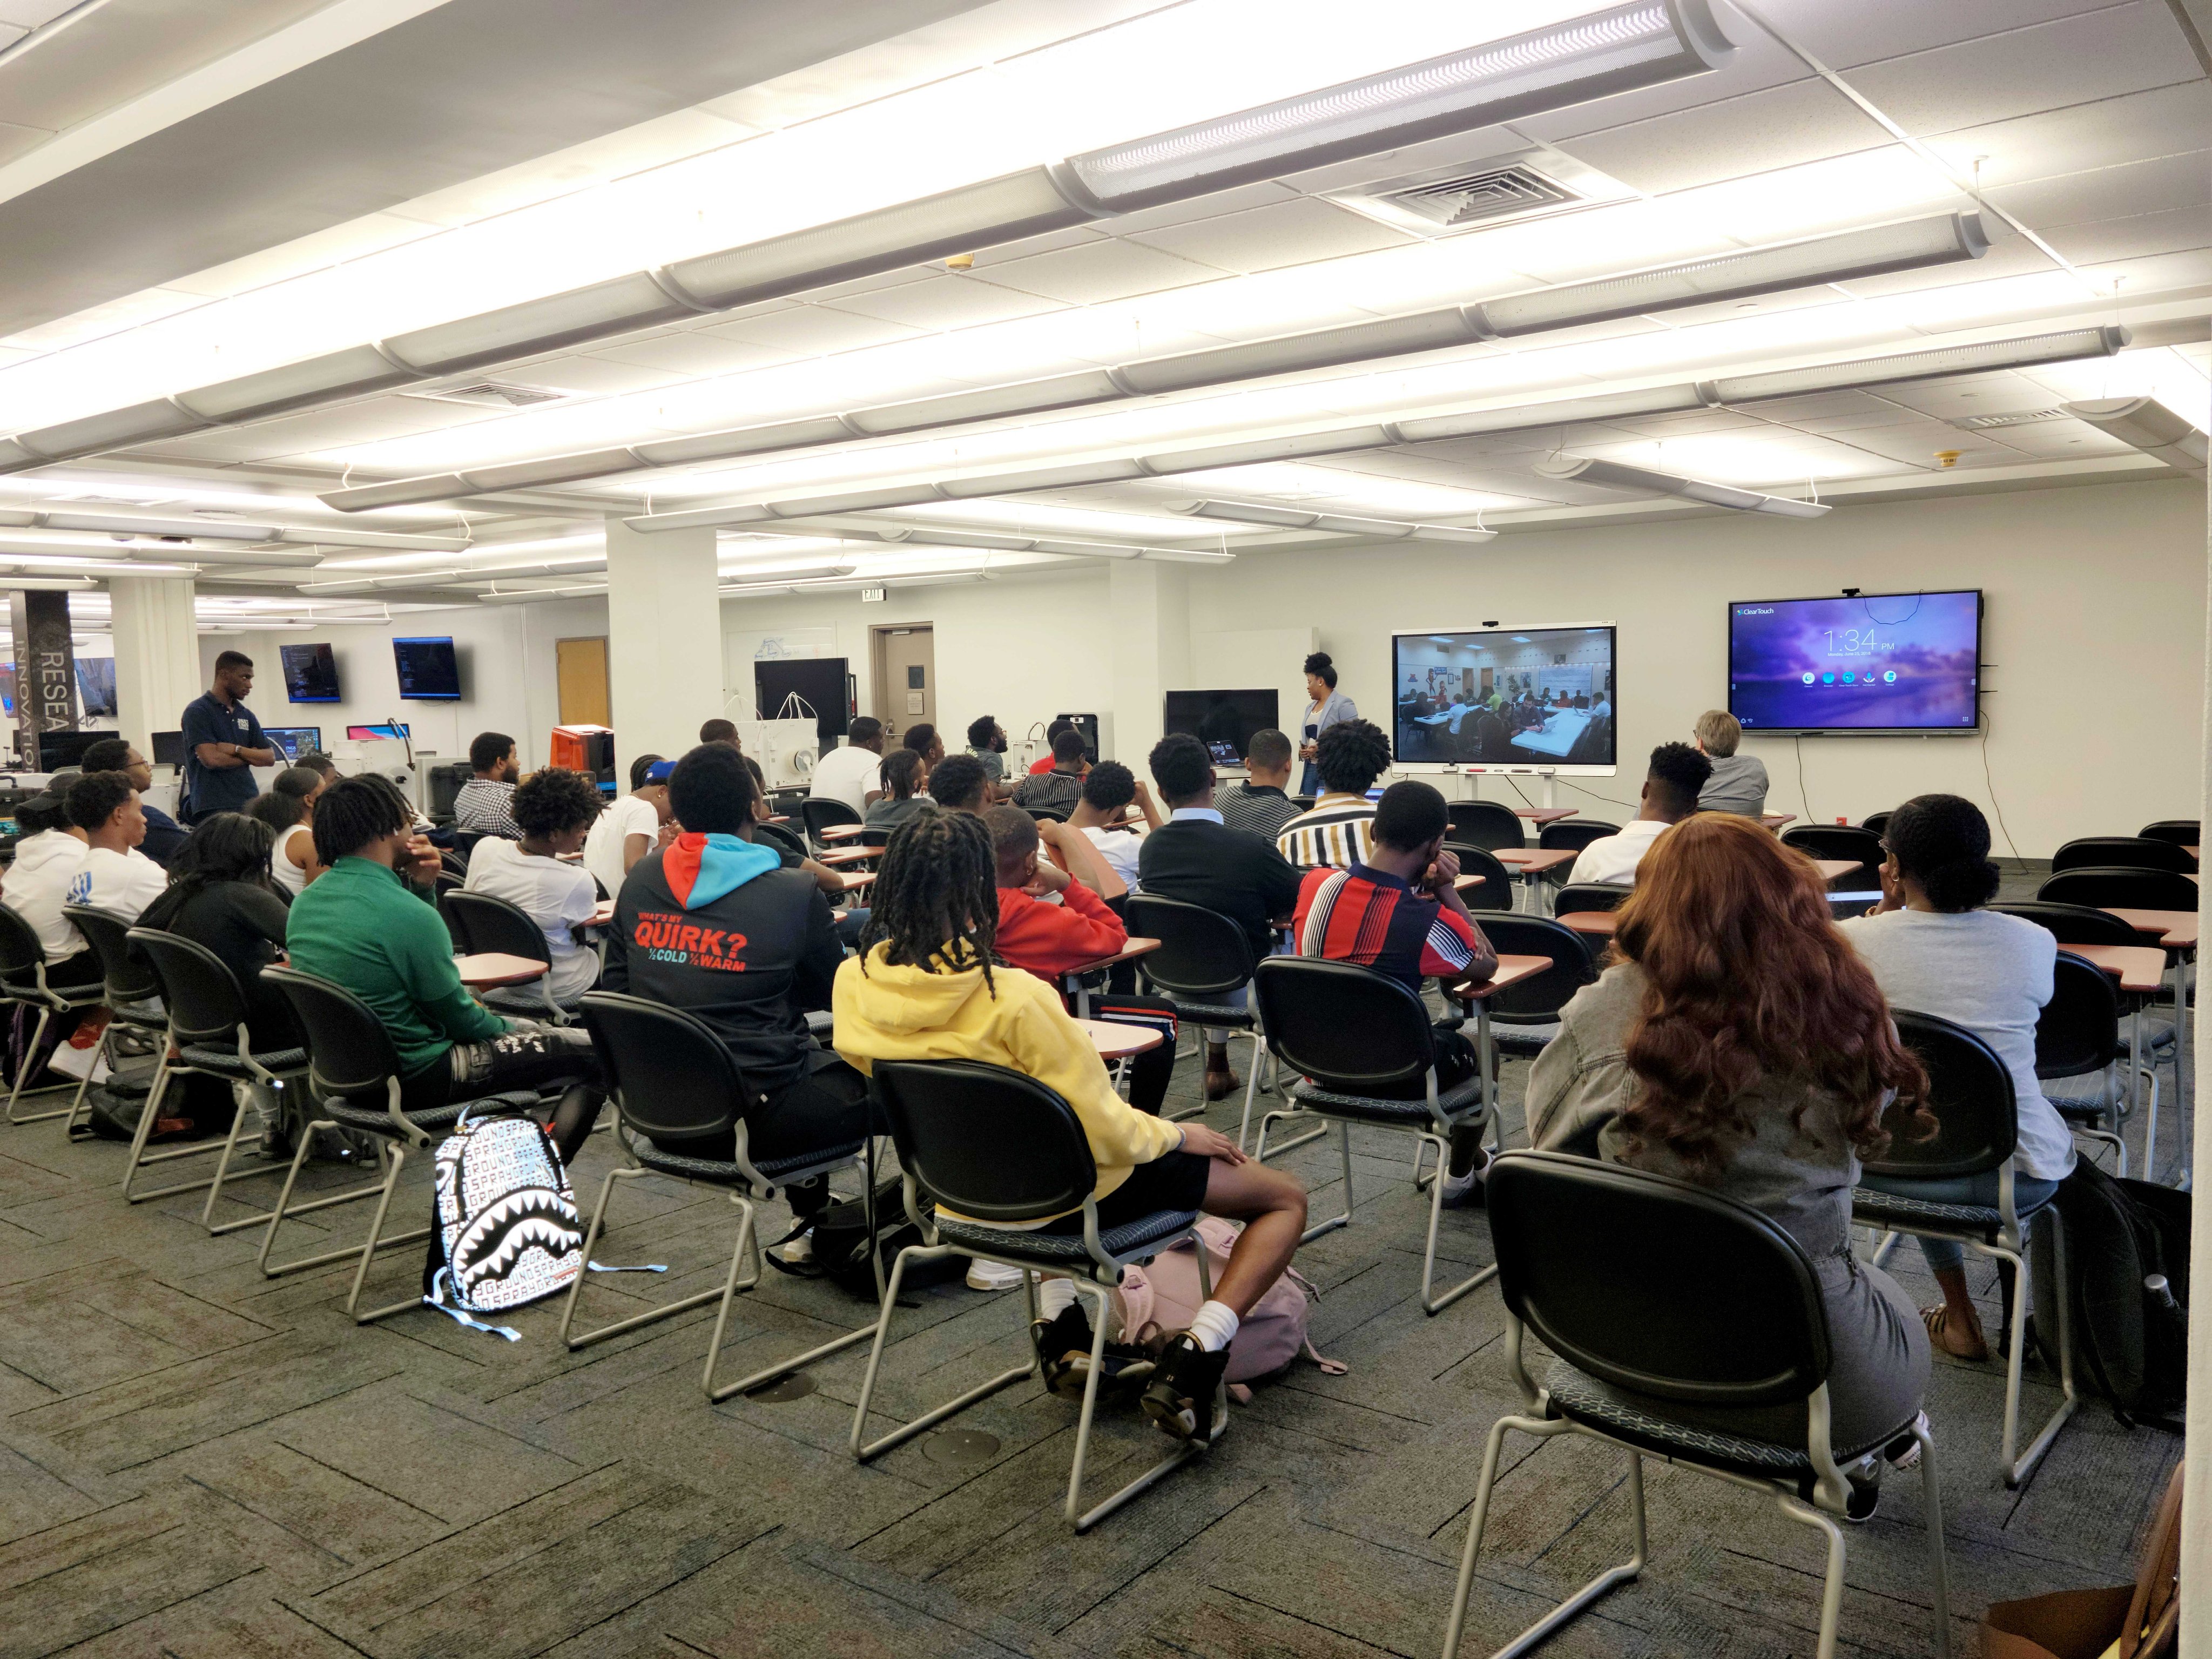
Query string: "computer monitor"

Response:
xmin=263 ymin=727 xmax=322 ymax=763
xmin=279 ymin=642 xmax=342 ymax=703
xmin=151 ymin=730 xmax=187 ymax=767
xmin=392 ymin=636 xmax=461 ymax=700
xmin=346 ymin=722 xmax=410 ymax=741
xmin=36 ymin=729 xmax=107 ymax=773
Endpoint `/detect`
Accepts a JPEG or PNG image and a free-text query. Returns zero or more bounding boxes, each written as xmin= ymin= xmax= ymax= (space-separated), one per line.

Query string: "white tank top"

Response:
xmin=270 ymin=822 xmax=312 ymax=895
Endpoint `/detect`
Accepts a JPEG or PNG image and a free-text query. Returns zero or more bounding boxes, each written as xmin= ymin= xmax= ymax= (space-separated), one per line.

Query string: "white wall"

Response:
xmin=1183 ymin=476 xmax=2208 ymax=858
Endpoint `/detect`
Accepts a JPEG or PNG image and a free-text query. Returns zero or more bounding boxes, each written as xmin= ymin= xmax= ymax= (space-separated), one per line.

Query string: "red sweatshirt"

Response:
xmin=994 ymin=879 xmax=1127 ymax=979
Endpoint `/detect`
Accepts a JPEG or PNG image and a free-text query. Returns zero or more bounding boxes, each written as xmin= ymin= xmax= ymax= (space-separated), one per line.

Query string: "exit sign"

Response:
xmin=860 ymin=586 xmax=887 ymax=603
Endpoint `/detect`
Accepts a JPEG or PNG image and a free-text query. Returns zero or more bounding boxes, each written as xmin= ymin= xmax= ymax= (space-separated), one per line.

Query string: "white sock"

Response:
xmin=1037 ymin=1276 xmax=1078 ymax=1319
xmin=1186 ymin=1299 xmax=1240 ymax=1353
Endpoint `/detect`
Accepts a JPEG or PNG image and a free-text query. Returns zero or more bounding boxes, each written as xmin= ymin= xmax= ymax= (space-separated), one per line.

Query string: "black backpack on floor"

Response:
xmin=766 ymin=1175 xmax=965 ymax=1300
xmin=2029 ymin=1161 xmax=2190 ymax=1430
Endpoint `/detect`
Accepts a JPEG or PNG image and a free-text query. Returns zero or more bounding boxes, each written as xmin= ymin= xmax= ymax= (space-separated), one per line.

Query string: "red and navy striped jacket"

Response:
xmin=1292 ymin=862 xmax=1483 ymax=993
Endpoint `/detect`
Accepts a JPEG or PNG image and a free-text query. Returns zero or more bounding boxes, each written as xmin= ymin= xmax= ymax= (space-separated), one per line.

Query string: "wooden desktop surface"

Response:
xmin=453 ymin=953 xmax=547 ymax=989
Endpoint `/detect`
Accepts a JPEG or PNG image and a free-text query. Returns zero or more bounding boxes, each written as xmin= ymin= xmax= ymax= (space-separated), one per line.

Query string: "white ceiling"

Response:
xmin=0 ymin=0 xmax=2204 ymax=623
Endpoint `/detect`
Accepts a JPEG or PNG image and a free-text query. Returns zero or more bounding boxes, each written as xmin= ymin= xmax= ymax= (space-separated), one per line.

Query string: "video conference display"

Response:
xmin=1728 ymin=590 xmax=1980 ymax=734
xmin=1393 ymin=625 xmax=1616 ymax=771
xmin=1164 ymin=689 xmax=1280 ymax=765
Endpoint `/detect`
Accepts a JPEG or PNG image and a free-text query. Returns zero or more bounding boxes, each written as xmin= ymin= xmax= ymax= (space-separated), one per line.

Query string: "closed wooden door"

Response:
xmin=871 ymin=625 xmax=934 ymax=748
xmin=556 ymin=637 xmax=610 ymax=726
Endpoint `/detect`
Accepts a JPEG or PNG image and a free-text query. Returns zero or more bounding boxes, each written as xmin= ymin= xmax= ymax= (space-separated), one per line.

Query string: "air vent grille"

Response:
xmin=1382 ymin=165 xmax=1578 ymax=228
xmin=1950 ymin=408 xmax=2069 ymax=430
xmin=406 ymin=381 xmax=575 ymax=409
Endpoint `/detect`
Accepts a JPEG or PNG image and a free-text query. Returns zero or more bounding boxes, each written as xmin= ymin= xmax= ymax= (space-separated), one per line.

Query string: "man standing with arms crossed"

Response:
xmin=179 ymin=651 xmax=274 ymax=825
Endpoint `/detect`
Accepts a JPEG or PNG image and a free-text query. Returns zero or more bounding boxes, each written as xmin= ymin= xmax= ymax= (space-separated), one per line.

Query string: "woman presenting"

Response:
xmin=1296 ymin=651 xmax=1358 ymax=798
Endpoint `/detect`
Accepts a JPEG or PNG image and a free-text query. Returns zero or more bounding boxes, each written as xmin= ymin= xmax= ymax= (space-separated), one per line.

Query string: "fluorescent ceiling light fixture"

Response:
xmin=1533 ymin=453 xmax=1828 ymax=517
xmin=1710 ymin=326 xmax=2130 ymax=404
xmin=1165 ymin=499 xmax=1494 ymax=544
xmin=478 ymin=584 xmax=611 ymax=606
xmin=2060 ymin=397 xmax=2208 ymax=475
xmin=307 ymin=205 xmax=1984 ymax=517
xmin=2 ymin=4 xmax=1733 ymax=478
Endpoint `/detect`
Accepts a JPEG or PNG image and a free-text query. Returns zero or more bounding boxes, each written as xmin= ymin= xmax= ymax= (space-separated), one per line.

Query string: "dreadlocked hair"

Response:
xmin=858 ymin=805 xmax=998 ymax=995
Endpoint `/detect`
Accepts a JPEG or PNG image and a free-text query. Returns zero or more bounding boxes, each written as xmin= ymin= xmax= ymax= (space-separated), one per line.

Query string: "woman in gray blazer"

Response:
xmin=1296 ymin=651 xmax=1358 ymax=799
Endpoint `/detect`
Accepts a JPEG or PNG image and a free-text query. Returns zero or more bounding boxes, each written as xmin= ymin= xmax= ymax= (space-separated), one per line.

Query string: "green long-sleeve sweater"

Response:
xmin=284 ymin=856 xmax=509 ymax=1077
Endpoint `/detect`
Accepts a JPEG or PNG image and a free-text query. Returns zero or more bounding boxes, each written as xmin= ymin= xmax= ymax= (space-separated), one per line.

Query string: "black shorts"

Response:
xmin=1044 ymin=1147 xmax=1212 ymax=1233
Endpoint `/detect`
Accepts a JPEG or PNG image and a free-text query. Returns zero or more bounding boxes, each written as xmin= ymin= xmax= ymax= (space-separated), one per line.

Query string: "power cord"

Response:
xmin=1793 ymin=734 xmax=1813 ymax=824
xmin=1977 ymin=703 xmax=2023 ymax=864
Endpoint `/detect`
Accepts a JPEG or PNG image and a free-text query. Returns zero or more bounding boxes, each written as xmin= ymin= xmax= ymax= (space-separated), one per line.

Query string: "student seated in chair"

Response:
xmin=965 ymin=713 xmax=1010 ymax=798
xmin=249 ymin=766 xmax=327 ymax=896
xmin=1843 ymin=794 xmax=2071 ymax=1362
xmin=1295 ymin=780 xmax=1500 ymax=1205
xmin=864 ymin=748 xmax=932 ymax=835
xmin=1693 ymin=709 xmax=1769 ymax=817
xmin=452 ymin=731 xmax=523 ymax=839
xmin=583 ymin=753 xmax=672 ymax=899
xmin=1136 ymin=733 xmax=1303 ymax=1102
xmin=1563 ymin=741 xmax=1713 ymax=888
xmin=1011 ymin=726 xmax=1090 ymax=818
xmin=923 ymin=752 xmax=990 ymax=816
xmin=1527 ymin=813 xmax=1932 ymax=1513
xmin=601 ymin=743 xmax=874 ymax=1257
xmin=80 ymin=738 xmax=186 ymax=867
xmin=64 ymin=770 xmax=170 ymax=921
xmin=987 ymin=804 xmax=1126 ymax=977
xmin=2 ymin=793 xmax=96 ymax=987
xmin=833 ymin=806 xmax=1307 ymax=1446
xmin=1216 ymin=728 xmax=1301 ymax=844
xmin=1027 ymin=717 xmax=1076 ymax=776
xmin=1276 ymin=718 xmax=1392 ymax=871
xmin=1067 ymin=760 xmax=1156 ymax=888
xmin=285 ymin=775 xmax=605 ymax=1163
xmin=699 ymin=718 xmax=766 ymax=794
xmin=463 ymin=766 xmax=605 ymax=1007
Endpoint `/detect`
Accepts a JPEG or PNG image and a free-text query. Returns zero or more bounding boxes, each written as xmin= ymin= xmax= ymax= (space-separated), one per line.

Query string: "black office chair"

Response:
xmin=1441 ymin=1151 xmax=1948 ymax=1659
xmin=849 ymin=1058 xmax=1215 ymax=1532
xmin=562 ymin=993 xmax=874 ymax=1395
xmin=2037 ymin=953 xmax=2142 ymax=1175
xmin=1862 ymin=809 xmax=1894 ymax=837
xmin=1553 ymin=882 xmax=1633 ymax=918
xmin=1127 ymin=895 xmax=1261 ymax=1138
xmin=439 ymin=889 xmax=583 ymax=1022
xmin=57 ymin=905 xmax=165 ymax=1135
xmin=800 ymin=797 xmax=862 ymax=851
xmin=1023 ymin=806 xmax=1068 ymax=824
xmin=1783 ymin=824 xmax=1886 ymax=888
xmin=1251 ymin=957 xmax=1495 ymax=1315
xmin=1996 ymin=900 xmax=2169 ymax=1136
xmin=1851 ymin=1010 xmax=2075 ymax=1485
xmin=123 ymin=930 xmax=343 ymax=1235
xmin=2136 ymin=818 xmax=2199 ymax=850
xmin=1441 ymin=843 xmax=1513 ymax=912
xmin=2038 ymin=866 xmax=2198 ymax=914
xmin=1471 ymin=914 xmax=1599 ymax=1081
xmin=1539 ymin=819 xmax=1617 ymax=857
xmin=0 ymin=900 xmax=107 ymax=1124
xmin=258 ymin=967 xmax=534 ymax=1321
xmin=2051 ymin=837 xmax=2195 ymax=875
xmin=437 ymin=848 xmax=470 ymax=882
xmin=1448 ymin=800 xmax=1524 ymax=852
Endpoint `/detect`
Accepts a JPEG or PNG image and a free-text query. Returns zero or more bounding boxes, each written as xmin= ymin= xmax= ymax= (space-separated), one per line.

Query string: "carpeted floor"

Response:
xmin=0 ymin=896 xmax=2186 ymax=1657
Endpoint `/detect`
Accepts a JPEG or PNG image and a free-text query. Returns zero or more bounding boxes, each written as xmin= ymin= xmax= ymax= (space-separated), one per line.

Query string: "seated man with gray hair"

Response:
xmin=1692 ymin=709 xmax=1768 ymax=817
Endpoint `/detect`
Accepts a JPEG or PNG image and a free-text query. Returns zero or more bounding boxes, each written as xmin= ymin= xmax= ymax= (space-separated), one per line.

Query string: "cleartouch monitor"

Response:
xmin=1163 ymin=689 xmax=1280 ymax=765
xmin=279 ymin=642 xmax=341 ymax=703
xmin=1727 ymin=590 xmax=1981 ymax=735
xmin=1392 ymin=623 xmax=1617 ymax=773
xmin=392 ymin=636 xmax=461 ymax=700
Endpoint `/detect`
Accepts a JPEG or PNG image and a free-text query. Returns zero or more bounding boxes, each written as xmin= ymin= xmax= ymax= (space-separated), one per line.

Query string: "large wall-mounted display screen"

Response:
xmin=1164 ymin=689 xmax=1281 ymax=765
xmin=1728 ymin=591 xmax=1981 ymax=734
xmin=393 ymin=636 xmax=462 ymax=700
xmin=280 ymin=643 xmax=341 ymax=703
xmin=1392 ymin=624 xmax=1616 ymax=773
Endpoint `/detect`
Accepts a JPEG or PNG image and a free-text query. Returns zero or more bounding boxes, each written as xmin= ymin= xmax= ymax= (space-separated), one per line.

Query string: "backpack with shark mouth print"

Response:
xmin=421 ymin=1101 xmax=585 ymax=1338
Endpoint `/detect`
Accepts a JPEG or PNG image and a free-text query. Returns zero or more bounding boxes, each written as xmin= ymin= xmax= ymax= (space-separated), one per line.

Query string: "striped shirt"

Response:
xmin=1276 ymin=793 xmax=1376 ymax=871
xmin=1217 ymin=782 xmax=1301 ymax=843
xmin=1294 ymin=863 xmax=1483 ymax=993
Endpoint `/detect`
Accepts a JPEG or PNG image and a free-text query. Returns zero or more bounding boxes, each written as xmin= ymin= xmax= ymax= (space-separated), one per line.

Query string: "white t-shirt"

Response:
xmin=67 ymin=846 xmax=170 ymax=923
xmin=1081 ymin=824 xmax=1143 ymax=887
xmin=1566 ymin=818 xmax=1672 ymax=888
xmin=583 ymin=793 xmax=658 ymax=899
xmin=464 ymin=838 xmax=601 ymax=1002
xmin=270 ymin=823 xmax=313 ymax=896
xmin=1840 ymin=907 xmax=2075 ymax=1182
xmin=2 ymin=831 xmax=89 ymax=959
xmin=810 ymin=744 xmax=883 ymax=815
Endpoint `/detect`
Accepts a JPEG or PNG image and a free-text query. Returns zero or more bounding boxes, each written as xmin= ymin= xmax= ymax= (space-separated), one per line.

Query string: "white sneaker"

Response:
xmin=1440 ymin=1164 xmax=1485 ymax=1209
xmin=772 ymin=1230 xmax=814 ymax=1265
xmin=966 ymin=1258 xmax=1024 ymax=1291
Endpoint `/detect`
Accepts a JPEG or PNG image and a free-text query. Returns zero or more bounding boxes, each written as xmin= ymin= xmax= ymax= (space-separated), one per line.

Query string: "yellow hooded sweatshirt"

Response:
xmin=832 ymin=942 xmax=1183 ymax=1217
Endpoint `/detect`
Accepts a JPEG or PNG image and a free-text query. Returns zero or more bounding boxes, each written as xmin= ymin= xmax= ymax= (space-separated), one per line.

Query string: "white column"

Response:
xmin=2183 ymin=459 xmax=2210 ymax=1659
xmin=109 ymin=576 xmax=199 ymax=753
xmin=604 ymin=515 xmax=723 ymax=768
xmin=1108 ymin=559 xmax=1190 ymax=766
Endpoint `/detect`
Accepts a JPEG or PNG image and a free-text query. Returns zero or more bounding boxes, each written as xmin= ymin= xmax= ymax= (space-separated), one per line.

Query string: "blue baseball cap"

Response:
xmin=644 ymin=759 xmax=677 ymax=783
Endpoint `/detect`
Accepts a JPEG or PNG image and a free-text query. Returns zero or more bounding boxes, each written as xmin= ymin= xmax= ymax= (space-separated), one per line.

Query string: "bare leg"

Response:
xmin=1926 ymin=1265 xmax=1988 ymax=1359
xmin=1204 ymin=1041 xmax=1242 ymax=1101
xmin=1197 ymin=1157 xmax=1306 ymax=1317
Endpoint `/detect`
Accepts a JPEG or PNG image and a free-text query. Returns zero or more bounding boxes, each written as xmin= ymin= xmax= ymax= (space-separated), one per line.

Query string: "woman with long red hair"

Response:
xmin=1528 ymin=813 xmax=1933 ymax=1507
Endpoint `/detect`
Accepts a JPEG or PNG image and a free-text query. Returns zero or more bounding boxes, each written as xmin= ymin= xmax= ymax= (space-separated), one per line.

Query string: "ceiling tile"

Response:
xmin=1555 ymin=77 xmax=1887 ymax=197
xmin=590 ymin=331 xmax=800 ymax=377
xmin=1863 ymin=368 xmax=2058 ymax=415
xmin=512 ymin=354 xmax=690 ymax=396
xmin=1745 ymin=0 xmax=2125 ymax=70
xmin=1842 ymin=2 xmax=2200 ymax=137
xmin=1100 ymin=180 xmax=1302 ymax=240
xmin=709 ymin=305 xmax=926 ymax=358
xmin=2045 ymin=204 xmax=2212 ymax=265
xmin=982 ymin=238 xmax=1226 ymax=306
xmin=820 ymin=274 xmax=1067 ymax=331
xmin=1125 ymin=197 xmax=1414 ymax=276
xmin=1991 ymin=149 xmax=2211 ymax=231
xmin=1813 ymin=419 xmax=2019 ymax=469
xmin=1972 ymin=420 xmax=2140 ymax=458
xmin=1919 ymin=80 xmax=2212 ymax=190
xmin=129 ymin=393 xmax=486 ymax=464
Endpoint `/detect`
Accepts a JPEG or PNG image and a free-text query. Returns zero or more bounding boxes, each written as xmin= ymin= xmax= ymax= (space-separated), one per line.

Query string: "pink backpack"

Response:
xmin=1111 ymin=1216 xmax=1346 ymax=1390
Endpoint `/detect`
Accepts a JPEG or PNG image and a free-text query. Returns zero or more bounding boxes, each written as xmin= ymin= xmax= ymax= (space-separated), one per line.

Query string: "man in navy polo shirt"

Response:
xmin=179 ymin=651 xmax=274 ymax=822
